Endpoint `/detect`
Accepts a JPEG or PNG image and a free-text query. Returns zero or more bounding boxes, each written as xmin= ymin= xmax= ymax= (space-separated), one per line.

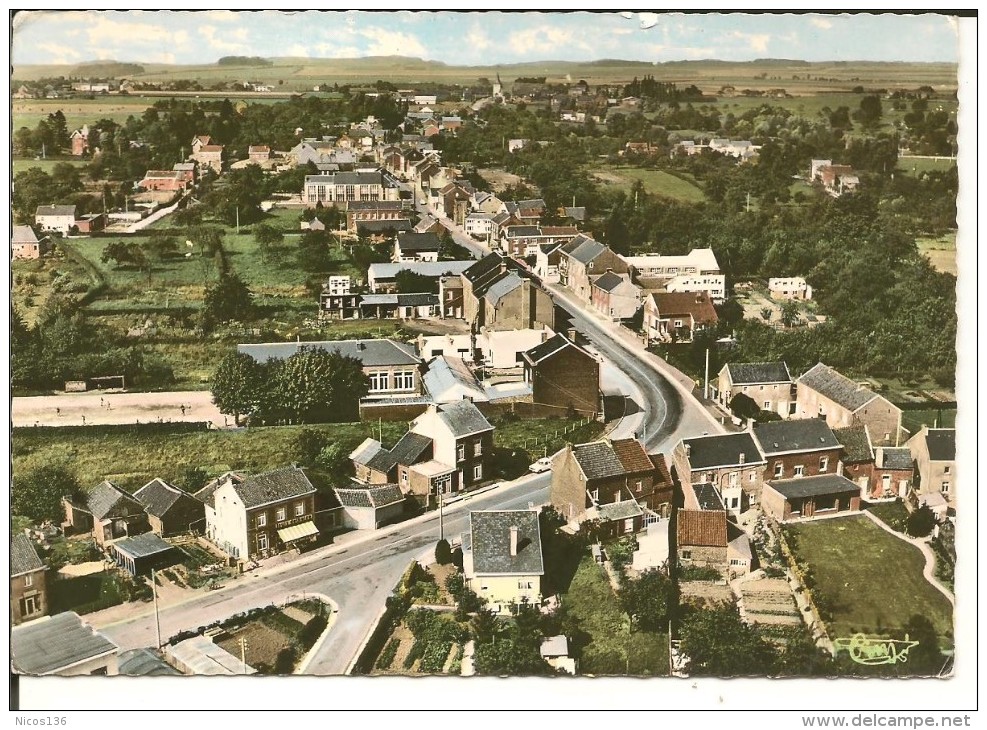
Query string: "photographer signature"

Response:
xmin=833 ymin=634 xmax=919 ymax=665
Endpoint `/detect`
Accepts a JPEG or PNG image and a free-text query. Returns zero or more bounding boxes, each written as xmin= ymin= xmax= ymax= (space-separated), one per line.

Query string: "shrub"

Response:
xmin=418 ymin=640 xmax=454 ymax=673
xmin=274 ymin=646 xmax=298 ymax=675
xmin=906 ymin=505 xmax=937 ymax=538
xmin=300 ymin=614 xmax=329 ymax=648
xmin=375 ymin=637 xmax=400 ymax=670
xmin=435 ymin=539 xmax=452 ymax=565
xmin=679 ymin=565 xmax=724 ymax=582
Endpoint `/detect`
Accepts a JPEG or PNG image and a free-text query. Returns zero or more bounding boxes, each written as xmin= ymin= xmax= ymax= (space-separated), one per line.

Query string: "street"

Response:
xmin=92 ymin=473 xmax=550 ymax=675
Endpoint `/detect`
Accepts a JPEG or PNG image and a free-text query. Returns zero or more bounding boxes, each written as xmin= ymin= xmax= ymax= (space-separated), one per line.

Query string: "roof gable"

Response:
xmin=469 ymin=510 xmax=544 ymax=575
xmin=682 ymin=432 xmax=765 ymax=470
xmin=753 ymin=419 xmax=840 ymax=456
xmin=725 ymin=361 xmax=792 ymax=385
xmin=677 ymin=510 xmax=727 ymax=548
xmin=797 ymin=363 xmax=881 ymax=412
xmin=233 ymin=467 xmax=315 ymax=508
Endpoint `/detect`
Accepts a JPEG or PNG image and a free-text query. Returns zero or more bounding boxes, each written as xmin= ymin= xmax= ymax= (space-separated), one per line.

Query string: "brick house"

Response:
xmin=463 ymin=509 xmax=544 ymax=615
xmin=409 ymin=400 xmax=495 ymax=490
xmin=62 ymin=481 xmax=151 ymax=547
xmin=752 ymin=418 xmax=843 ymax=482
xmin=11 ymin=226 xmax=50 ymax=260
xmin=461 ymin=253 xmax=554 ymax=332
xmin=761 ymin=474 xmax=861 ymax=522
xmin=350 ymin=431 xmax=433 ymax=485
xmin=671 ymin=432 xmax=766 ymax=515
xmin=133 ymin=478 xmax=205 ymax=537
xmin=439 ymin=275 xmax=464 ymax=318
xmin=191 ymin=139 xmax=224 ymax=174
xmin=70 ymin=127 xmax=89 ymax=156
xmin=346 ymin=200 xmax=406 ymax=232
xmin=907 ymin=426 xmax=955 ymax=512
xmin=795 ymin=363 xmax=902 ymax=445
xmin=676 ymin=510 xmax=728 ymax=576
xmin=559 ymin=235 xmax=628 ymax=302
xmin=521 ymin=333 xmax=600 ymax=417
xmin=834 ymin=426 xmax=875 ymax=496
xmin=138 ymin=170 xmax=192 ymax=192
xmin=550 ymin=438 xmax=664 ymax=535
xmin=11 ymin=533 xmax=48 ymax=625
xmin=642 ymin=291 xmax=719 ymax=344
xmin=872 ymin=447 xmax=914 ymax=501
xmin=715 ymin=361 xmax=794 ymax=418
xmin=591 ymin=271 xmax=642 ymax=321
xmin=438 ymin=183 xmax=471 ymax=227
xmin=195 ymin=467 xmax=319 ymax=561
xmin=248 ymin=145 xmax=271 ymax=163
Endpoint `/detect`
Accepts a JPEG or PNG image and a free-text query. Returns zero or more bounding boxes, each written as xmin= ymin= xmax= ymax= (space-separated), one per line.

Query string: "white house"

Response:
xmin=35 ymin=204 xmax=77 ymax=234
xmin=768 ymin=277 xmax=812 ymax=301
xmin=463 ymin=509 xmax=544 ymax=615
xmin=326 ymin=275 xmax=351 ymax=295
xmin=465 ymin=212 xmax=494 ymax=240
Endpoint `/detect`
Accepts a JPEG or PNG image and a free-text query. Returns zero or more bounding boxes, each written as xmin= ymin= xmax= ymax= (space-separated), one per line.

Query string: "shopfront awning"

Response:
xmin=277 ymin=521 xmax=319 ymax=543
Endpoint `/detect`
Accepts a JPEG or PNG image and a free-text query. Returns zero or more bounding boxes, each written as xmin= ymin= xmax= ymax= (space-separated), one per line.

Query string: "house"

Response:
xmin=795 ymin=363 xmax=902 ymax=445
xmin=834 ymin=426 xmax=876 ymax=497
xmin=62 ymin=480 xmax=151 ymax=547
xmin=872 ymin=446 xmax=914 ymax=501
xmin=676 ymin=510 xmax=728 ymax=577
xmin=11 ymin=533 xmax=48 ymax=625
xmin=368 ymin=261 xmax=474 ymax=294
xmin=417 ymin=329 xmax=548 ymax=370
xmin=133 ymin=478 xmax=205 ymax=537
xmin=716 ymin=362 xmax=794 ymax=418
xmin=768 ymin=277 xmax=813 ymax=301
xmin=559 ymin=235 xmax=629 ymax=302
xmin=671 ymin=432 xmax=767 ymax=515
xmin=404 ymin=460 xmax=458 ymax=507
xmin=11 ymin=226 xmax=50 ymax=260
xmin=438 ymin=275 xmax=464 ymax=318
xmin=812 ymin=162 xmax=859 ymax=196
xmin=11 ymin=612 xmax=120 ymax=676
xmin=191 ymin=136 xmax=224 ymax=173
xmin=462 ymin=253 xmax=554 ymax=332
xmin=437 ymin=183 xmax=471 ymax=226
xmin=74 ymin=213 xmax=106 ymax=234
xmin=319 ymin=290 xmax=361 ymax=321
xmin=195 ymin=467 xmax=319 ymax=561
xmin=625 ymin=249 xmax=725 ymax=302
xmin=591 ymin=271 xmax=642 ymax=321
xmin=350 ymin=431 xmax=433 ymax=486
xmin=138 ymin=170 xmax=192 ymax=192
xmin=414 ymin=214 xmax=443 ymax=235
xmin=358 ymin=292 xmax=440 ymax=320
xmin=70 ymin=126 xmax=89 ymax=156
xmin=422 ymin=356 xmax=487 ymax=404
xmin=521 ymin=333 xmax=600 ymax=417
xmin=356 ymin=219 xmax=413 ymax=240
xmin=551 ymin=438 xmax=665 ymax=535
xmin=238 ymin=339 xmax=424 ymax=400
xmin=346 ymin=200 xmax=406 ymax=232
xmin=642 ymin=291 xmax=719 ymax=344
xmin=325 ymin=275 xmax=351 ymax=295
xmin=499 ymin=225 xmax=579 ymax=258
xmin=333 ymin=483 xmax=406 ymax=530
xmin=752 ymin=419 xmax=843 ymax=482
xmin=624 ymin=141 xmax=654 ymax=155
xmin=463 ymin=510 xmax=544 ymax=615
xmin=533 ymin=241 xmax=564 ymax=284
xmin=761 ymin=474 xmax=862 ymax=522
xmin=248 ymin=145 xmax=271 ymax=163
xmin=302 ymin=217 xmax=327 ymax=232
xmin=409 ymin=400 xmax=495 ymax=490
xmin=394 ymin=231 xmax=442 ymax=263
xmin=110 ymin=532 xmax=182 ymax=577
xmin=35 ymin=204 xmax=77 ymax=234
xmin=441 ymin=116 xmax=462 ymax=132
xmin=562 ymin=206 xmax=586 ymax=223
xmin=303 ymin=171 xmax=397 ymax=204
xmin=501 ymin=198 xmax=546 ymax=225
xmin=907 ymin=427 xmax=955 ymax=512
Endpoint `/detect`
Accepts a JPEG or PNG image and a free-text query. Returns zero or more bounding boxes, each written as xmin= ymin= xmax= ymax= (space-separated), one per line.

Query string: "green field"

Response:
xmin=12 ymin=96 xmax=160 ymax=131
xmin=784 ymin=516 xmax=953 ymax=645
xmin=12 ymin=156 xmax=89 ymax=176
xmin=897 ymin=157 xmax=958 ymax=175
xmin=901 ymin=408 xmax=956 ymax=435
xmin=588 ymin=165 xmax=706 ymax=203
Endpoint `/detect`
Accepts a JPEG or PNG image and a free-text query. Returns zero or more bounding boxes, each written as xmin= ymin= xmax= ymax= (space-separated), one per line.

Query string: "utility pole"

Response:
xmin=746 ymin=192 xmax=751 ymax=213
xmin=240 ymin=637 xmax=247 ymax=674
xmin=704 ymin=348 xmax=710 ymax=400
xmin=236 ymin=206 xmax=240 ymax=235
xmin=152 ymin=569 xmax=162 ymax=649
xmin=438 ymin=491 xmax=444 ymax=541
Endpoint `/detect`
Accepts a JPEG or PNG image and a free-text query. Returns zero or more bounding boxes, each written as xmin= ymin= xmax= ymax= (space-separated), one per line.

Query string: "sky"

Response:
xmin=10 ymin=10 xmax=960 ymax=67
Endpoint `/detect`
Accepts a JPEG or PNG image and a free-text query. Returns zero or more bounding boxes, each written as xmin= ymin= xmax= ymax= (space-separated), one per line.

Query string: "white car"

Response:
xmin=528 ymin=457 xmax=553 ymax=473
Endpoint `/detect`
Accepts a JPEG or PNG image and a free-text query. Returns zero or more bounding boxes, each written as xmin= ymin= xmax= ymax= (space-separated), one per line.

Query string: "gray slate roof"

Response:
xmin=334 ymin=484 xmax=405 ymax=509
xmin=463 ymin=252 xmax=510 ymax=283
xmin=834 ymin=427 xmax=873 ymax=463
xmin=596 ymin=500 xmax=643 ymax=521
xmin=133 ymin=478 xmax=200 ymax=518
xmin=876 ymin=447 xmax=914 ymax=470
xmin=118 ymin=648 xmax=182 ymax=676
xmin=388 ymin=431 xmax=433 ymax=467
xmin=592 ymin=271 xmax=626 ymax=292
xmin=356 ymin=219 xmax=412 ymax=233
xmin=925 ymin=429 xmax=956 ymax=461
xmin=304 ymin=171 xmax=383 ymax=185
xmin=11 ymin=533 xmax=45 ymax=576
xmin=522 ymin=333 xmax=586 ymax=366
xmin=86 ymin=480 xmax=144 ymax=521
xmin=12 ymin=226 xmax=40 ymax=245
xmin=436 ymin=400 xmax=494 ymax=438
xmin=769 ymin=474 xmax=860 ymax=500
xmin=238 ymin=339 xmax=420 ymax=367
xmin=469 ymin=510 xmax=544 ymax=576
xmin=112 ymin=532 xmax=177 ymax=560
xmin=682 ymin=432 xmax=765 ymax=470
xmin=483 ymin=271 xmax=524 ymax=305
xmin=725 ymin=361 xmax=792 ymax=385
xmin=572 ymin=442 xmax=626 ymax=480
xmin=194 ymin=471 xmax=244 ymax=509
xmin=35 ymin=204 xmax=76 ymax=217
xmin=233 ymin=467 xmax=315 ymax=508
xmin=568 ymin=237 xmax=608 ymax=265
xmin=347 ymin=201 xmax=404 ymax=211
xmin=12 ymin=612 xmax=118 ymax=675
xmin=753 ymin=419 xmax=840 ymax=456
xmin=691 ymin=483 xmax=724 ymax=511
xmin=397 ymin=231 xmax=441 ymax=251
xmin=798 ymin=363 xmax=879 ymax=412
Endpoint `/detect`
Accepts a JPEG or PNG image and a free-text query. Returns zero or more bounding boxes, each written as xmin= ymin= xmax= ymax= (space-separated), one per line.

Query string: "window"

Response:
xmin=395 ymin=370 xmax=415 ymax=391
xmin=590 ymin=488 xmax=599 ymax=502
xmin=729 ymin=472 xmax=738 ymax=486
xmin=24 ymin=574 xmax=32 ymax=588
xmin=944 ymin=465 xmax=951 ymax=475
xmin=294 ymin=502 xmax=305 ymax=517
xmin=256 ymin=513 xmax=267 ymax=527
xmin=473 ymin=464 xmax=482 ymax=480
xmin=624 ymin=518 xmax=635 ymax=534
xmin=368 ymin=371 xmax=389 ymax=392
xmin=681 ymin=550 xmax=692 ymax=560
xmin=635 ymin=480 xmax=642 ymax=493
xmin=941 ymin=481 xmax=950 ymax=494
xmin=474 ymin=441 xmax=483 ymax=457
xmin=764 ymin=401 xmax=771 ymax=409
xmin=257 ymin=533 xmax=268 ymax=552
xmin=518 ymin=581 xmax=533 ymax=590
xmin=458 ymin=444 xmax=465 ymax=462
xmin=794 ymin=465 xmax=804 ymax=478
xmin=276 ymin=507 xmax=287 ymax=522
xmin=401 ymin=470 xmax=409 ymax=485
xmin=431 ymin=349 xmax=443 ymax=357
xmin=819 ymin=456 xmax=829 ymax=473
xmin=750 ymin=472 xmax=756 ymax=483
xmin=818 ymin=405 xmax=825 ymax=415
xmin=742 ymin=386 xmax=748 ymax=394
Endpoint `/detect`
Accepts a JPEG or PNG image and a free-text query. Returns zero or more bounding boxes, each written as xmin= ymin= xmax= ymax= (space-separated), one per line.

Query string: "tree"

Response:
xmin=211 ymin=351 xmax=264 ymax=426
xmin=14 ymin=463 xmax=80 ymax=523
xmin=207 ymin=165 xmax=267 ymax=226
xmin=619 ymin=569 xmax=674 ymax=631
xmin=906 ymin=505 xmax=936 ymax=538
xmin=146 ymin=233 xmax=179 ymax=263
xmin=395 ymin=270 xmax=437 ymax=294
xmin=854 ymin=95 xmax=883 ymax=129
xmin=178 ymin=465 xmax=209 ymax=494
xmin=435 ymin=539 xmax=452 ymax=565
xmin=470 ymin=609 xmax=500 ymax=644
xmin=254 ymin=223 xmax=285 ymax=263
xmin=316 ymin=442 xmax=348 ymax=479
xmin=780 ymin=299 xmax=801 ymax=328
xmin=273 ymin=348 xmax=369 ymax=423
xmin=473 ymin=637 xmax=552 ymax=676
xmin=678 ymin=606 xmax=775 ymax=676
xmin=297 ymin=230 xmax=333 ymax=272
xmin=201 ymin=272 xmax=254 ymax=330
xmin=729 ymin=392 xmax=761 ymax=421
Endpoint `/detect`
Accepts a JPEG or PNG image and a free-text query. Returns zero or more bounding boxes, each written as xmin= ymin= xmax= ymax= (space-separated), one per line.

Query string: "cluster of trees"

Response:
xmin=210 ymin=348 xmax=369 ymax=426
xmin=621 ymin=76 xmax=706 ymax=103
xmin=12 ymin=163 xmax=86 ymax=222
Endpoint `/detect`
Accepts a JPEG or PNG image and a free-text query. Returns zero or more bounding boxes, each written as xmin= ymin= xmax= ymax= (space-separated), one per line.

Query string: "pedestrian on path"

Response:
xmin=82 ymin=415 xmax=86 ymax=425
xmin=181 ymin=405 xmax=186 ymax=416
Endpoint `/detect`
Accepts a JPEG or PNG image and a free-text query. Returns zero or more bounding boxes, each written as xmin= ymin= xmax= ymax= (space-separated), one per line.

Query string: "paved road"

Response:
xmin=92 ymin=473 xmax=551 ymax=675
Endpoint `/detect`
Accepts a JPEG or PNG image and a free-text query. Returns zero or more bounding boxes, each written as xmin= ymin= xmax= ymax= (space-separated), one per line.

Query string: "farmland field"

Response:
xmin=897 ymin=156 xmax=958 ymax=175
xmin=916 ymin=233 xmax=957 ymax=275
xmin=588 ymin=165 xmax=706 ymax=203
xmin=12 ymin=96 xmax=159 ymax=130
xmin=12 ymin=156 xmax=89 ymax=176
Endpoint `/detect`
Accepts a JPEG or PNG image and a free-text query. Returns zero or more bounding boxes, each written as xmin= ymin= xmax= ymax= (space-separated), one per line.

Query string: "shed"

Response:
xmin=111 ymin=532 xmax=182 ymax=576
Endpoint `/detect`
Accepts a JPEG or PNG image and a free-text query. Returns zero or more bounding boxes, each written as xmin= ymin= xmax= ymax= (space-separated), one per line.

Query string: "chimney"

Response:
xmin=509 ymin=526 xmax=519 ymax=557
xmin=684 ymin=444 xmax=691 ymax=457
xmin=739 ymin=453 xmax=746 ymax=464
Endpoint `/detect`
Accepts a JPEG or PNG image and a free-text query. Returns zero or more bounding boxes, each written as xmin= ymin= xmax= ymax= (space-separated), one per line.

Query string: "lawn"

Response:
xmin=865 ymin=500 xmax=910 ymax=533
xmin=896 ymin=157 xmax=958 ymax=175
xmin=783 ymin=515 xmax=953 ymax=645
xmin=916 ymin=233 xmax=957 ymax=276
xmin=492 ymin=415 xmax=604 ymax=462
xmin=12 ymin=96 xmax=161 ymax=131
xmin=12 ymin=156 xmax=89 ymax=176
xmin=561 ymin=555 xmax=668 ymax=676
xmin=588 ymin=165 xmax=706 ymax=203
xmin=901 ymin=408 xmax=956 ymax=435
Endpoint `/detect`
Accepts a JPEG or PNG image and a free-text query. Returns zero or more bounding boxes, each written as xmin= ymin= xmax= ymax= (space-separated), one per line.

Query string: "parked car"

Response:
xmin=529 ymin=457 xmax=552 ymax=473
